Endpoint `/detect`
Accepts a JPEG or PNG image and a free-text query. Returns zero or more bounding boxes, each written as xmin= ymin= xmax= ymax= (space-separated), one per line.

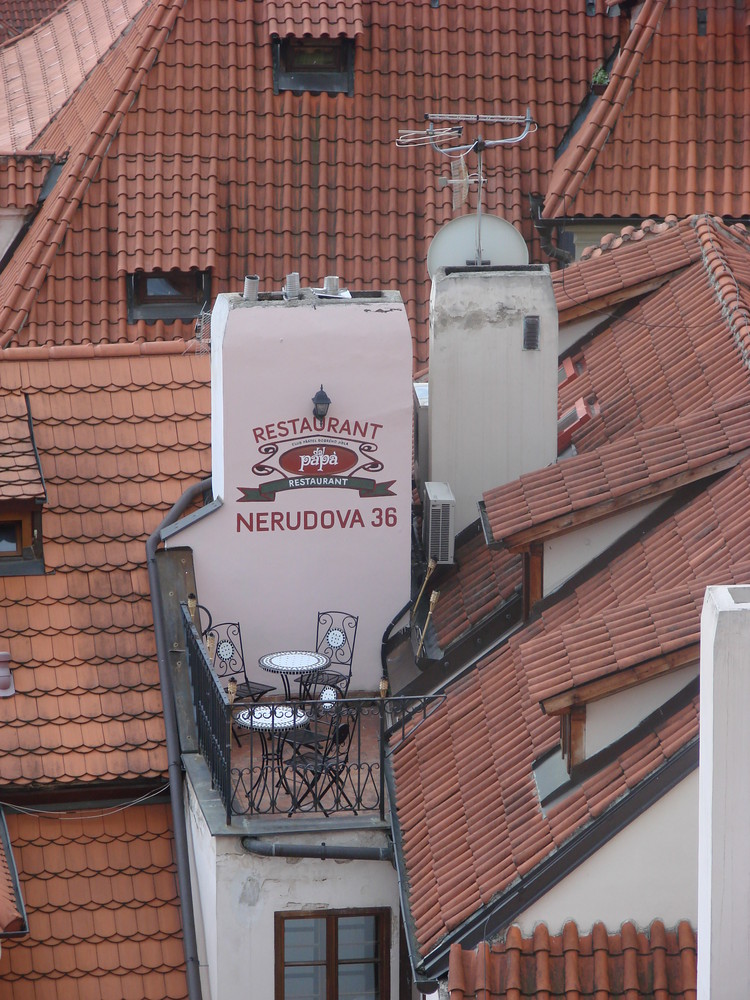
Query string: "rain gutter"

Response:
xmin=147 ymin=476 xmax=212 ymax=1000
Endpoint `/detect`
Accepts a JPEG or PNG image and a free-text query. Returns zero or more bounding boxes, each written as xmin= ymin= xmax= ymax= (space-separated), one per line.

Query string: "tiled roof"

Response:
xmin=521 ymin=582 xmax=708 ymax=709
xmin=0 ymin=349 xmax=210 ymax=786
xmin=0 ymin=154 xmax=55 ymax=211
xmin=551 ymin=215 xmax=703 ymax=320
xmin=447 ymin=920 xmax=697 ymax=999
xmin=431 ymin=532 xmax=522 ymax=650
xmin=0 ymin=0 xmax=149 ymax=152
xmin=0 ymin=804 xmax=188 ymax=998
xmin=0 ymin=2 xmax=622 ymax=365
xmin=392 ymin=455 xmax=750 ymax=960
xmin=0 ymin=391 xmax=45 ymax=502
xmin=482 ymin=394 xmax=750 ymax=548
xmin=264 ymin=0 xmax=366 ymax=37
xmin=434 ymin=217 xmax=750 ymax=656
xmin=0 ymin=1 xmax=64 ymax=43
xmin=558 ymin=218 xmax=750 ymax=453
xmin=543 ymin=0 xmax=750 ymax=221
xmin=0 ymin=816 xmax=23 ymax=935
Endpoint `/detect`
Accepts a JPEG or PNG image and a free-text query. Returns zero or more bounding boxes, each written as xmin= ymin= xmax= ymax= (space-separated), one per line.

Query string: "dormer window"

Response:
xmin=272 ymin=37 xmax=354 ymax=95
xmin=557 ymin=397 xmax=597 ymax=452
xmin=1 ymin=393 xmax=46 ymax=576
xmin=126 ymin=270 xmax=210 ymax=324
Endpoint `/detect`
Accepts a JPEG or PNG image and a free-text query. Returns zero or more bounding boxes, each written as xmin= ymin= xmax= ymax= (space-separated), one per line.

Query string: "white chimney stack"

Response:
xmin=698 ymin=584 xmax=750 ymax=997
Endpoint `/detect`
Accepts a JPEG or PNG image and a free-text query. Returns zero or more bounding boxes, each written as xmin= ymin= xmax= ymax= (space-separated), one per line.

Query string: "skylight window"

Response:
xmin=126 ymin=270 xmax=210 ymax=324
xmin=272 ymin=37 xmax=355 ymax=95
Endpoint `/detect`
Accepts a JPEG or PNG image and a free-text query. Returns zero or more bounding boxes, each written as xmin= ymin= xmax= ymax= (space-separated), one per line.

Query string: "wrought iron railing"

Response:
xmin=180 ymin=603 xmax=444 ymax=823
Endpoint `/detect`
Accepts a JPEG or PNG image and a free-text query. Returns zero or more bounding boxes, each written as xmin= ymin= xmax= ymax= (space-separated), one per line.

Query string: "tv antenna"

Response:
xmin=396 ymin=109 xmax=536 ymax=265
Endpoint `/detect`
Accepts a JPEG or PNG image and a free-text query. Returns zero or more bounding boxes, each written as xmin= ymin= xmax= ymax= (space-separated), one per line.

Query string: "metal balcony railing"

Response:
xmin=181 ymin=603 xmax=444 ymax=824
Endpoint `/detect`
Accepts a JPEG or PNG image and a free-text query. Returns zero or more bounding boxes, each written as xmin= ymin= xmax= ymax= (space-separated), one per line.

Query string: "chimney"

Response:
xmin=428 ymin=265 xmax=558 ymax=533
xmin=698 ymin=585 xmax=750 ymax=997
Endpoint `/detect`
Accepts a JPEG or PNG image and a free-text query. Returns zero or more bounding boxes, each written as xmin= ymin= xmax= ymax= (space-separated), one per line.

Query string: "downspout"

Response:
xmin=380 ymin=600 xmax=411 ymax=688
xmin=529 ymin=192 xmax=574 ymax=265
xmin=241 ymin=837 xmax=393 ymax=862
xmin=147 ymin=476 xmax=212 ymax=1000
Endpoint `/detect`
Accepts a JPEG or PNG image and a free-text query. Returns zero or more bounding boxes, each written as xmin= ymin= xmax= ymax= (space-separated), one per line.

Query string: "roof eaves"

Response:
xmin=398 ymin=733 xmax=698 ymax=984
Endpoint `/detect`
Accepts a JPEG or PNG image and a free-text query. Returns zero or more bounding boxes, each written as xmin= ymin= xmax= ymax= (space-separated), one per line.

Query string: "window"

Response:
xmin=0 ymin=506 xmax=44 ymax=575
xmin=275 ymin=909 xmax=390 ymax=1000
xmin=126 ymin=270 xmax=210 ymax=323
xmin=272 ymin=37 xmax=355 ymax=95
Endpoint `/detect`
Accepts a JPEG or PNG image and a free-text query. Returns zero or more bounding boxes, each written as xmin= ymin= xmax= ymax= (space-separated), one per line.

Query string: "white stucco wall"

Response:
xmin=185 ymin=778 xmax=401 ymax=1000
xmin=428 ymin=266 xmax=558 ymax=533
xmin=516 ymin=770 xmax=698 ymax=935
xmin=586 ymin=664 xmax=698 ymax=756
xmin=168 ymin=290 xmax=413 ymax=693
xmin=542 ymin=499 xmax=664 ymax=597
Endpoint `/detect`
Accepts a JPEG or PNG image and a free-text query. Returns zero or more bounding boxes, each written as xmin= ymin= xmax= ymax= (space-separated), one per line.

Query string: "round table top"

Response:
xmin=234 ymin=704 xmax=309 ymax=731
xmin=259 ymin=650 xmax=329 ymax=675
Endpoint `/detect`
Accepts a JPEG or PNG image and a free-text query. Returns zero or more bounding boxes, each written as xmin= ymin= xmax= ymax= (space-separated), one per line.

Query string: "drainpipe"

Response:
xmin=147 ymin=476 xmax=212 ymax=1000
xmin=529 ymin=192 xmax=573 ymax=265
xmin=380 ymin=600 xmax=411 ymax=688
xmin=241 ymin=837 xmax=393 ymax=862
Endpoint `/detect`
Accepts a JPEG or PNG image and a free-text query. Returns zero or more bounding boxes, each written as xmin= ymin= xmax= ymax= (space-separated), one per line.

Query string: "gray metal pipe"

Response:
xmin=147 ymin=476 xmax=212 ymax=1000
xmin=241 ymin=836 xmax=393 ymax=863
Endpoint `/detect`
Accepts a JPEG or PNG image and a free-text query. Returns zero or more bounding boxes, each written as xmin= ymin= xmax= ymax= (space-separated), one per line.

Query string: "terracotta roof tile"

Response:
xmin=431 ymin=532 xmax=522 ymax=650
xmin=0 ymin=0 xmax=64 ymax=42
xmin=448 ymin=920 xmax=697 ymax=999
xmin=0 ymin=805 xmax=188 ymax=997
xmin=483 ymin=394 xmax=750 ymax=547
xmin=0 ymin=2 xmax=623 ymax=365
xmin=544 ymin=1 xmax=749 ymax=221
xmin=0 ymin=349 xmax=210 ymax=787
xmin=0 ymin=0 xmax=150 ymax=151
xmin=0 ymin=154 xmax=55 ymax=210
xmin=264 ymin=0 xmax=366 ymax=37
xmin=0 ymin=391 xmax=45 ymax=501
xmin=393 ymin=454 xmax=750 ymax=959
xmin=558 ymin=219 xmax=750 ymax=452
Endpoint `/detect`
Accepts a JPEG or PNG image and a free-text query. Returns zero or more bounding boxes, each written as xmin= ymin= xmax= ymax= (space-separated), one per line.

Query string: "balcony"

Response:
xmin=181 ymin=603 xmax=443 ymax=824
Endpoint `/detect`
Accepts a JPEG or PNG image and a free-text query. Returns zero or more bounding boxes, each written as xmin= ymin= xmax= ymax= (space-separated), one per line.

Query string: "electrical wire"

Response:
xmin=0 ymin=782 xmax=171 ymax=819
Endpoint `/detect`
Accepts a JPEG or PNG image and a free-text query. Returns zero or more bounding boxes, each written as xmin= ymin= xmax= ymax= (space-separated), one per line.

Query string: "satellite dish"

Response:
xmin=427 ymin=213 xmax=529 ymax=278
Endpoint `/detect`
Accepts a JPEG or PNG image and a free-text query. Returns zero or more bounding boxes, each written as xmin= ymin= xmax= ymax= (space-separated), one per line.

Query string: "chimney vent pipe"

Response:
xmin=243 ymin=275 xmax=259 ymax=301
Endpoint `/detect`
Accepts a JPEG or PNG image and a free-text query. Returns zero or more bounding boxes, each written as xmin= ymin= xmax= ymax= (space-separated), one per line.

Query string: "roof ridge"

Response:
xmin=0 ymin=0 xmax=181 ymax=349
xmin=0 ymin=339 xmax=204 ymax=361
xmin=694 ymin=214 xmax=750 ymax=371
xmin=578 ymin=213 xmax=683 ymax=261
xmin=543 ymin=0 xmax=668 ymax=221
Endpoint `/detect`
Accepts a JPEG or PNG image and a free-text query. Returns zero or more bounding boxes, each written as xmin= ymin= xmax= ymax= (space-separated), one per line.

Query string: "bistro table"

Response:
xmin=233 ymin=703 xmax=309 ymax=802
xmin=258 ymin=650 xmax=330 ymax=700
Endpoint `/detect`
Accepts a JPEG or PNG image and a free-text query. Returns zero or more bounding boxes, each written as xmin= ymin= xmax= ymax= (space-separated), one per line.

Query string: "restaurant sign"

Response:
xmin=237 ymin=417 xmax=395 ymax=504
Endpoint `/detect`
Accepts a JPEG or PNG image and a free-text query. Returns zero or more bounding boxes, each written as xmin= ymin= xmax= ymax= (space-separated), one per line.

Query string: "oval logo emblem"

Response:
xmin=280 ymin=444 xmax=357 ymax=476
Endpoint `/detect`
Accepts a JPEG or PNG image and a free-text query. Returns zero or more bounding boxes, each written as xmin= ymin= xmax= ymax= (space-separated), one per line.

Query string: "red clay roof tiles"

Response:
xmin=0 ymin=805 xmax=187 ymax=997
xmin=394 ymin=448 xmax=750 ymax=958
xmin=447 ymin=920 xmax=697 ymax=999
xmin=544 ymin=0 xmax=749 ymax=222
xmin=0 ymin=349 xmax=210 ymax=787
xmin=0 ymin=391 xmax=45 ymax=501
xmin=0 ymin=2 xmax=622 ymax=364
xmin=483 ymin=394 xmax=750 ymax=547
xmin=264 ymin=0 xmax=366 ymax=37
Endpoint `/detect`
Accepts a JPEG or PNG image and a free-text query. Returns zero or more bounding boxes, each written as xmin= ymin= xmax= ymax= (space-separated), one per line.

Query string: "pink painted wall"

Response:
xmin=169 ymin=290 xmax=413 ymax=693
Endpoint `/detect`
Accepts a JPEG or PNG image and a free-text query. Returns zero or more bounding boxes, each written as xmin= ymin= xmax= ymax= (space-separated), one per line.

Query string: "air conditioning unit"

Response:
xmin=423 ymin=481 xmax=455 ymax=565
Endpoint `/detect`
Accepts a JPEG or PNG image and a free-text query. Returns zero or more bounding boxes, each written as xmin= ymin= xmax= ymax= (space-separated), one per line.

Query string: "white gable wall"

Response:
xmin=516 ymin=770 xmax=698 ymax=936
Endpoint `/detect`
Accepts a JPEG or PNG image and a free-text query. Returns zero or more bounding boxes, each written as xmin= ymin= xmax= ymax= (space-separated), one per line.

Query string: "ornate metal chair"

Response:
xmin=313 ymin=611 xmax=358 ymax=695
xmin=202 ymin=620 xmax=275 ymax=704
xmin=285 ymin=706 xmax=357 ymax=815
